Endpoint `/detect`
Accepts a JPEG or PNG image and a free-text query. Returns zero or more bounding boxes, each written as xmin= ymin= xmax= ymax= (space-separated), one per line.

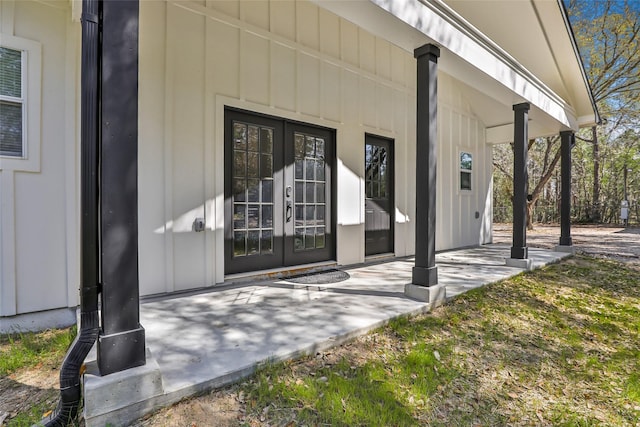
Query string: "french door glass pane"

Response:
xmin=233 ymin=123 xmax=246 ymax=149
xmin=261 ymin=230 xmax=273 ymax=253
xmin=262 ymin=180 xmax=273 ymax=203
xmin=293 ymin=132 xmax=327 ymax=252
xmin=248 ymin=126 xmax=259 ymax=151
xmin=316 ymin=229 xmax=325 ymax=249
xmin=234 ymin=231 xmax=246 ymax=256
xmin=232 ymin=120 xmax=274 ymax=257
xmin=365 ymin=144 xmax=387 ymax=200
xmin=233 ymin=179 xmax=246 ymax=201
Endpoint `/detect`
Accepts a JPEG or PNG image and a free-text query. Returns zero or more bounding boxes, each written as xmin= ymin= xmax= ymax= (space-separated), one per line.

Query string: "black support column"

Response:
xmin=97 ymin=0 xmax=145 ymax=375
xmin=507 ymin=103 xmax=532 ymax=269
xmin=405 ymin=44 xmax=445 ymax=306
xmin=556 ymin=130 xmax=575 ymax=252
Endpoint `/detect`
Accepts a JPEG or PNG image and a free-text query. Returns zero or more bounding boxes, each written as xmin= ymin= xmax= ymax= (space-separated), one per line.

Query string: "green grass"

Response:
xmin=0 ymin=326 xmax=76 ymax=376
xmin=6 ymin=402 xmax=56 ymax=427
xmin=1 ymin=326 xmax=76 ymax=426
xmin=235 ymin=255 xmax=640 ymax=426
xmin=10 ymin=255 xmax=640 ymax=427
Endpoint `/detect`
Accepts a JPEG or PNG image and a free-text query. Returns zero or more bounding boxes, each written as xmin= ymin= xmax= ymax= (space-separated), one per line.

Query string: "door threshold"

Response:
xmin=224 ymin=261 xmax=338 ymax=285
xmin=365 ymin=252 xmax=396 ymax=262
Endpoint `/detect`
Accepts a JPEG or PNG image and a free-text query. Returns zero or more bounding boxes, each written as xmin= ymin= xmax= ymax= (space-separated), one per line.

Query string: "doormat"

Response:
xmin=285 ymin=269 xmax=350 ymax=285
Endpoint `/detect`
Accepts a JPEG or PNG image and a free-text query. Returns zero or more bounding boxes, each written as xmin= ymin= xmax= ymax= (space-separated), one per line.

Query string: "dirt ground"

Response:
xmin=492 ymin=223 xmax=640 ymax=265
xmin=2 ymin=224 xmax=638 ymax=426
xmin=0 ymin=334 xmax=66 ymax=426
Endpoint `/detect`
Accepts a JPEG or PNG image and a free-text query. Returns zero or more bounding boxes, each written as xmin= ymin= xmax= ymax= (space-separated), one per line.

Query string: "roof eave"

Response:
xmin=556 ymin=0 xmax=601 ymax=126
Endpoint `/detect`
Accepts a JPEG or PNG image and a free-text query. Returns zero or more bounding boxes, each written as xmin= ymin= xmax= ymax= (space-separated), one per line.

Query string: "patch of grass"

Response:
xmin=0 ymin=326 xmax=76 ymax=376
xmin=6 ymin=401 xmax=56 ymax=427
xmin=234 ymin=255 xmax=640 ymax=426
xmin=1 ymin=327 xmax=76 ymax=426
xmin=625 ymin=372 xmax=640 ymax=402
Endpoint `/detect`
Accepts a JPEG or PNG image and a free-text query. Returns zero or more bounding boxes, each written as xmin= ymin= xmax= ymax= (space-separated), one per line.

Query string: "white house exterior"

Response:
xmin=0 ymin=0 xmax=597 ymax=332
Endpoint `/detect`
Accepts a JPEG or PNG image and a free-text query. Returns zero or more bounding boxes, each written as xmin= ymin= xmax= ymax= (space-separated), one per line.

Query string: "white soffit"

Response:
xmin=447 ymin=0 xmax=597 ymax=126
xmin=313 ymin=0 xmax=582 ymax=135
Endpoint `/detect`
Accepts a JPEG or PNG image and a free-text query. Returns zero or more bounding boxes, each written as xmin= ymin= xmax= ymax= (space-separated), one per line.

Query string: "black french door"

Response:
xmin=365 ymin=134 xmax=394 ymax=256
xmin=224 ymin=108 xmax=334 ymax=274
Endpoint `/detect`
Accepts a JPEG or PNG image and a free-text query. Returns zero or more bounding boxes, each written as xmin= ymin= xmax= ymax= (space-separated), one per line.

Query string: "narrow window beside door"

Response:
xmin=365 ymin=134 xmax=394 ymax=256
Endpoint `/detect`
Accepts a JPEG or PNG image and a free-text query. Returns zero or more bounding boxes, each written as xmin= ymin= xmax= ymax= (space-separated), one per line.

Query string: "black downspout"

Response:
xmin=41 ymin=0 xmax=102 ymax=425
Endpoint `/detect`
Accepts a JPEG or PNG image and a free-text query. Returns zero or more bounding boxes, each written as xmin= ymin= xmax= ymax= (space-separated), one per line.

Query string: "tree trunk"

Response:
xmin=526 ymin=142 xmax=562 ymax=230
xmin=526 ymin=202 xmax=535 ymax=231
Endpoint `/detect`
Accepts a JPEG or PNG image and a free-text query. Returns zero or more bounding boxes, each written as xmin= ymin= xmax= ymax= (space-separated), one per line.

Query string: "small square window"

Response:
xmin=459 ymin=151 xmax=472 ymax=191
xmin=460 ymin=171 xmax=471 ymax=190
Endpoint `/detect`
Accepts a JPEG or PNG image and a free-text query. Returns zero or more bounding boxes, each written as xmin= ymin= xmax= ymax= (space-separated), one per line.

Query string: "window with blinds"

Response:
xmin=0 ymin=47 xmax=24 ymax=158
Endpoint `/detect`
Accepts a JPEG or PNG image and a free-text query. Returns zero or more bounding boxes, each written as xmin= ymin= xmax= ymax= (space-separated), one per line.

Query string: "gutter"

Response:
xmin=557 ymin=0 xmax=602 ymax=125
xmin=39 ymin=0 xmax=102 ymax=425
xmin=366 ymin=0 xmax=578 ymax=127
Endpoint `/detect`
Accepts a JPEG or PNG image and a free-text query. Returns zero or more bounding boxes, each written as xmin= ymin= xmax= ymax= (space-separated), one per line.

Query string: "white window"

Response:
xmin=0 ymin=46 xmax=24 ymax=157
xmin=0 ymin=34 xmax=41 ymax=172
xmin=460 ymin=151 xmax=472 ymax=191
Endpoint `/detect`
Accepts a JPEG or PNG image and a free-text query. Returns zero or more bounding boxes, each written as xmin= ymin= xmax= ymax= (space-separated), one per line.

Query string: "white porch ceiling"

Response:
xmin=312 ymin=0 xmax=598 ymax=143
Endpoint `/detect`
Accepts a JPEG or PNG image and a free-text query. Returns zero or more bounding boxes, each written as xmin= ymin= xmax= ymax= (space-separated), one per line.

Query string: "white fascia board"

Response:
xmin=577 ymin=114 xmax=597 ymax=128
xmin=370 ymin=0 xmax=578 ymax=130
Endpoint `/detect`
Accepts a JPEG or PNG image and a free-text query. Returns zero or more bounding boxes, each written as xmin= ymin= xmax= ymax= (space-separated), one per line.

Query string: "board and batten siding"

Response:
xmin=137 ymin=0 xmax=492 ymax=296
xmin=138 ymin=0 xmax=418 ymax=295
xmin=0 ymin=0 xmax=80 ymax=317
xmin=438 ymin=73 xmax=493 ymax=250
xmin=0 ymin=0 xmax=494 ymax=318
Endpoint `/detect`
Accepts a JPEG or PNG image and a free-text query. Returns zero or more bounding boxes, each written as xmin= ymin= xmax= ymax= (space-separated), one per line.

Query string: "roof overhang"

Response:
xmin=312 ymin=0 xmax=599 ymax=143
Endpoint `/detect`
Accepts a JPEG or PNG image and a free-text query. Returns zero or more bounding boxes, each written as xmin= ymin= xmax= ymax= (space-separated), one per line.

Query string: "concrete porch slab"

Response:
xmin=82 ymin=244 xmax=571 ymax=426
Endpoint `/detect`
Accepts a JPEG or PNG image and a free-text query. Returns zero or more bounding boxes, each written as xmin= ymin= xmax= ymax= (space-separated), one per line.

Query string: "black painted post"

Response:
xmin=559 ymin=131 xmax=574 ymax=247
xmin=97 ymin=0 xmax=146 ymax=375
xmin=511 ymin=103 xmax=530 ymax=260
xmin=412 ymin=44 xmax=439 ymax=287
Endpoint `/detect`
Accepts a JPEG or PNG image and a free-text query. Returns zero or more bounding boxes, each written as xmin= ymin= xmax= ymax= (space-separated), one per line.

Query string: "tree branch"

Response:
xmin=492 ymin=161 xmax=513 ymax=181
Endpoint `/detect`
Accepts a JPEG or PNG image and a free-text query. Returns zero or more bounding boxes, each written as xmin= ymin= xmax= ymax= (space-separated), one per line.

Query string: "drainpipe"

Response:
xmin=40 ymin=0 xmax=102 ymax=425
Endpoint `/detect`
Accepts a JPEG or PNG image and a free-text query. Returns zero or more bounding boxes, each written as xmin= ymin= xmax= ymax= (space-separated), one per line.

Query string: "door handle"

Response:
xmin=286 ymin=201 xmax=292 ymax=223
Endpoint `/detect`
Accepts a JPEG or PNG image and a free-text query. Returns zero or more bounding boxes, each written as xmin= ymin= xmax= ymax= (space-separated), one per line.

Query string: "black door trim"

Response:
xmin=364 ymin=133 xmax=395 ymax=256
xmin=224 ymin=107 xmax=336 ymax=274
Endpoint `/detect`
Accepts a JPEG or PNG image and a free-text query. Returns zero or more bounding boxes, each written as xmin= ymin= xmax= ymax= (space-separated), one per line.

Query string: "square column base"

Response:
xmin=411 ymin=265 xmax=438 ymax=287
xmin=98 ymin=326 xmax=146 ymax=375
xmin=559 ymin=236 xmax=573 ymax=246
xmin=510 ymin=246 xmax=528 ymax=259
xmin=84 ymin=349 xmax=164 ymax=427
xmin=404 ymin=283 xmax=446 ymax=307
xmin=555 ymin=245 xmax=576 ymax=254
xmin=505 ymin=257 xmax=533 ymax=270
